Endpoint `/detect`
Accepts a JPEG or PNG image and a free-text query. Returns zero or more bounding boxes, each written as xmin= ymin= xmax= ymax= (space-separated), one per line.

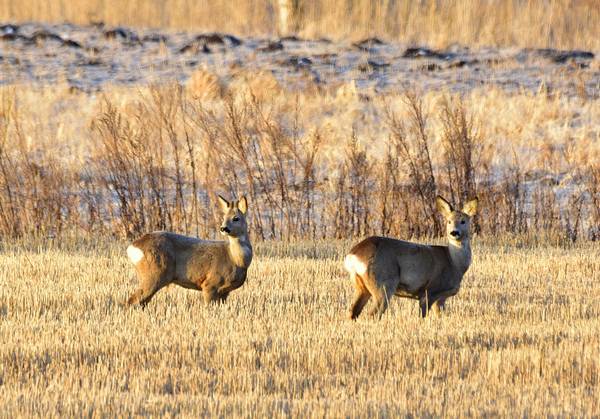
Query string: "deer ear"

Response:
xmin=237 ymin=196 xmax=248 ymax=214
xmin=462 ymin=198 xmax=478 ymax=217
xmin=217 ymin=194 xmax=230 ymax=212
xmin=436 ymin=196 xmax=453 ymax=218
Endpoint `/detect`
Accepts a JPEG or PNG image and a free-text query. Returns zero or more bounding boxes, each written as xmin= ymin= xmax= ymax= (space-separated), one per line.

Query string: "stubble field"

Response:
xmin=1 ymin=238 xmax=599 ymax=416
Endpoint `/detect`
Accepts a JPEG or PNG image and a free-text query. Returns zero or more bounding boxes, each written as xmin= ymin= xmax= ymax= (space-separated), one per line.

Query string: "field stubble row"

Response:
xmin=0 ymin=238 xmax=598 ymax=416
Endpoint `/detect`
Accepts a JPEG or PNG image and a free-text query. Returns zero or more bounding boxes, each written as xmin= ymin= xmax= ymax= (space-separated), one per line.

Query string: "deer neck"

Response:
xmin=447 ymin=237 xmax=472 ymax=273
xmin=227 ymin=234 xmax=253 ymax=269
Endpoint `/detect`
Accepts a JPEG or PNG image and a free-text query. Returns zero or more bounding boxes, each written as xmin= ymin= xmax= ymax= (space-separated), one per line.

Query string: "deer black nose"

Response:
xmin=220 ymin=226 xmax=230 ymax=233
xmin=450 ymin=230 xmax=460 ymax=237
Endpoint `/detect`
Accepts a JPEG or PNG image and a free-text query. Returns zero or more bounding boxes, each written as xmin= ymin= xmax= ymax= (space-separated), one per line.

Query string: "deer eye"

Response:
xmin=232 ymin=216 xmax=240 ymax=222
xmin=461 ymin=220 xmax=466 ymax=224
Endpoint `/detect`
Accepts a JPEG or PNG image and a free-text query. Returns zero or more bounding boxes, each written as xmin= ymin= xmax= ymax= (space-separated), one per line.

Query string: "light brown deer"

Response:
xmin=126 ymin=195 xmax=252 ymax=307
xmin=344 ymin=195 xmax=478 ymax=319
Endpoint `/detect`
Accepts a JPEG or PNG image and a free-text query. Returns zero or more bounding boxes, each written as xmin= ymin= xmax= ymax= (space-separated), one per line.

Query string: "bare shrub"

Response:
xmin=585 ymin=165 xmax=600 ymax=240
xmin=193 ymin=92 xmax=323 ymax=240
xmin=92 ymin=100 xmax=153 ymax=237
xmin=383 ymin=92 xmax=439 ymax=237
xmin=343 ymin=133 xmax=373 ymax=237
xmin=439 ymin=96 xmax=480 ymax=207
xmin=562 ymin=191 xmax=584 ymax=243
xmin=0 ymin=92 xmax=75 ymax=238
xmin=480 ymin=154 xmax=528 ymax=236
xmin=376 ymin=141 xmax=402 ymax=236
xmin=0 ymin=85 xmax=598 ymax=243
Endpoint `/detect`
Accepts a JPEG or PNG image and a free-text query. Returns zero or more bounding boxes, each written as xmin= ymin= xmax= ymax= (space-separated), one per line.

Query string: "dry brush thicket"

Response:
xmin=0 ymin=239 xmax=599 ymax=416
xmin=1 ymin=79 xmax=599 ymax=242
xmin=1 ymin=0 xmax=599 ymax=50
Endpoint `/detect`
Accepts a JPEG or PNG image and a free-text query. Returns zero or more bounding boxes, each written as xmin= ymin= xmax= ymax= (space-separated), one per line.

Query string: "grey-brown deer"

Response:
xmin=126 ymin=195 xmax=252 ymax=307
xmin=344 ymin=195 xmax=478 ymax=319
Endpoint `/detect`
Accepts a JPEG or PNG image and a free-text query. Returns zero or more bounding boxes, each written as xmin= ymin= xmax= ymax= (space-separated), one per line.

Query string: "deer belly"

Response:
xmin=398 ymin=269 xmax=430 ymax=294
xmin=394 ymin=286 xmax=419 ymax=299
xmin=172 ymin=276 xmax=202 ymax=290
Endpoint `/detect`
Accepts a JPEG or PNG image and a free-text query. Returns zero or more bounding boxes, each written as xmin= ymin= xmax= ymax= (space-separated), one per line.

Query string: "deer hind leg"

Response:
xmin=127 ymin=254 xmax=175 ymax=308
xmin=127 ymin=288 xmax=144 ymax=306
xmin=127 ymin=270 xmax=172 ymax=308
xmin=349 ymin=274 xmax=371 ymax=320
xmin=128 ymin=284 xmax=161 ymax=308
xmin=365 ymin=277 xmax=399 ymax=319
xmin=128 ymin=283 xmax=161 ymax=308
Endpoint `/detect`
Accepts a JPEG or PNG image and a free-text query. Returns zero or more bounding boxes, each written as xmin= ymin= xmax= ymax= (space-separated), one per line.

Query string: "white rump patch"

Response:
xmin=126 ymin=245 xmax=144 ymax=265
xmin=344 ymin=254 xmax=368 ymax=276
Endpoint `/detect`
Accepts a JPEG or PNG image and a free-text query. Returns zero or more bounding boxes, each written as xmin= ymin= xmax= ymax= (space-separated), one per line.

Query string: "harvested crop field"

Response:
xmin=1 ymin=239 xmax=599 ymax=416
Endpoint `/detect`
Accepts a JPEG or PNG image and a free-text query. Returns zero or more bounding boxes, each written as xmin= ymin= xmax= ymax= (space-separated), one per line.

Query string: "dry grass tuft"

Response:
xmin=228 ymin=70 xmax=283 ymax=102
xmin=186 ymin=68 xmax=224 ymax=101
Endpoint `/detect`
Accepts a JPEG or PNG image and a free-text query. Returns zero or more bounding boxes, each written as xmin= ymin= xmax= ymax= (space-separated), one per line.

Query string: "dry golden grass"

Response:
xmin=1 ymin=0 xmax=599 ymax=50
xmin=6 ymin=81 xmax=599 ymax=180
xmin=0 ymin=238 xmax=598 ymax=416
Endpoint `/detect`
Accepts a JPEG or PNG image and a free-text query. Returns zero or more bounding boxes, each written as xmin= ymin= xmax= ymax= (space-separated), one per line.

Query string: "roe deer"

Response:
xmin=344 ymin=195 xmax=478 ymax=319
xmin=126 ymin=195 xmax=252 ymax=307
